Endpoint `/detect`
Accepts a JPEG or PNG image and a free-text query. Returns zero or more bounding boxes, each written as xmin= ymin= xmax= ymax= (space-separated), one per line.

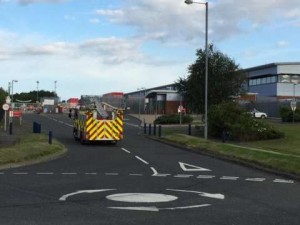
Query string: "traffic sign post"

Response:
xmin=2 ymin=103 xmax=10 ymax=132
xmin=291 ymin=101 xmax=297 ymax=123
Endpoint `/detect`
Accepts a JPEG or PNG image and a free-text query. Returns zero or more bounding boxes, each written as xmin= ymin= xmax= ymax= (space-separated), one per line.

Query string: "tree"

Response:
xmin=13 ymin=90 xmax=57 ymax=102
xmin=0 ymin=87 xmax=7 ymax=104
xmin=176 ymin=44 xmax=246 ymax=113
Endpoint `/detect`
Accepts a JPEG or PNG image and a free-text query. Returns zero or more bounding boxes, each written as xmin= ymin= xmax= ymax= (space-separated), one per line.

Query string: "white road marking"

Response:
xmin=0 ymin=172 xmax=4 ymax=175
xmin=167 ymin=189 xmax=225 ymax=200
xmin=135 ymin=156 xmax=149 ymax=165
xmin=245 ymin=178 xmax=266 ymax=182
xmin=197 ymin=175 xmax=215 ymax=179
xmin=220 ymin=176 xmax=239 ymax=180
xmin=85 ymin=173 xmax=97 ymax=175
xmin=109 ymin=206 xmax=159 ymax=212
xmin=273 ymin=179 xmax=294 ymax=184
xmin=108 ymin=204 xmax=211 ymax=212
xmin=174 ymin=174 xmax=193 ymax=178
xmin=179 ymin=162 xmax=211 ymax=172
xmin=106 ymin=193 xmax=178 ymax=203
xmin=36 ymin=172 xmax=54 ymax=175
xmin=121 ymin=148 xmax=131 ymax=154
xmin=13 ymin=172 xmax=28 ymax=175
xmin=150 ymin=167 xmax=170 ymax=177
xmin=62 ymin=173 xmax=77 ymax=175
xmin=161 ymin=204 xmax=211 ymax=211
xmin=59 ymin=189 xmax=115 ymax=201
xmin=105 ymin=173 xmax=119 ymax=176
xmin=64 ymin=123 xmax=73 ymax=127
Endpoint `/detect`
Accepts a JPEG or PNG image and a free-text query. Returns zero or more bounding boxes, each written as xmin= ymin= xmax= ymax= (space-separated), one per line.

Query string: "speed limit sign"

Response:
xmin=2 ymin=103 xmax=9 ymax=111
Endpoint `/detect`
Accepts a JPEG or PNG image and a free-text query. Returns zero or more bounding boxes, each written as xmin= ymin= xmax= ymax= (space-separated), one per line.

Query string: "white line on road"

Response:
xmin=245 ymin=178 xmax=266 ymax=182
xmin=13 ymin=172 xmax=28 ymax=175
xmin=105 ymin=173 xmax=119 ymax=176
xmin=150 ymin=168 xmax=171 ymax=177
xmin=135 ymin=156 xmax=149 ymax=165
xmin=121 ymin=148 xmax=131 ymax=154
xmin=174 ymin=174 xmax=193 ymax=178
xmin=85 ymin=173 xmax=97 ymax=175
xmin=197 ymin=175 xmax=216 ymax=179
xmin=220 ymin=176 xmax=239 ymax=180
xmin=59 ymin=189 xmax=115 ymax=201
xmin=273 ymin=179 xmax=294 ymax=184
xmin=0 ymin=172 xmax=4 ymax=175
xmin=36 ymin=172 xmax=54 ymax=175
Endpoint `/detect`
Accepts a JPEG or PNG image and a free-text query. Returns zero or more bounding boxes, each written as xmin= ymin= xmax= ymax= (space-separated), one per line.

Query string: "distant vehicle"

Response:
xmin=250 ymin=109 xmax=268 ymax=119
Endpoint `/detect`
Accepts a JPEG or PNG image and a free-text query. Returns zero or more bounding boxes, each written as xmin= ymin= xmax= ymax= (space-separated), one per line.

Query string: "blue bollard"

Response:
xmin=49 ymin=131 xmax=52 ymax=144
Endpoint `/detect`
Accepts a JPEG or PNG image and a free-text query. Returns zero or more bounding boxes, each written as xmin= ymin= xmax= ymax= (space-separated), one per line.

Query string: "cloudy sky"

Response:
xmin=0 ymin=0 xmax=300 ymax=100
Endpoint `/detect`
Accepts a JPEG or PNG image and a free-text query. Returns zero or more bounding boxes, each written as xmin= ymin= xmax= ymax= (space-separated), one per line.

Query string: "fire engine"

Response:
xmin=71 ymin=98 xmax=123 ymax=144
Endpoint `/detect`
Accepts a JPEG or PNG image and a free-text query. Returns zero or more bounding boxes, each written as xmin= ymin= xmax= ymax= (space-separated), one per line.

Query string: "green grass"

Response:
xmin=0 ymin=133 xmax=66 ymax=165
xmin=162 ymin=122 xmax=300 ymax=176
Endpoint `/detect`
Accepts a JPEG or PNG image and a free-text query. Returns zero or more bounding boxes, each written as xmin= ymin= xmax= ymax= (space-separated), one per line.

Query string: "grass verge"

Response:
xmin=0 ymin=133 xmax=66 ymax=167
xmin=162 ymin=132 xmax=300 ymax=178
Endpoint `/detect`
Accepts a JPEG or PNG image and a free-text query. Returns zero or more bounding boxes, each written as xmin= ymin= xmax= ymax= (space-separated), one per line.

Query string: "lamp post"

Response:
xmin=185 ymin=0 xmax=208 ymax=139
xmin=54 ymin=80 xmax=57 ymax=95
xmin=36 ymin=81 xmax=39 ymax=103
xmin=11 ymin=80 xmax=18 ymax=104
xmin=137 ymin=87 xmax=146 ymax=121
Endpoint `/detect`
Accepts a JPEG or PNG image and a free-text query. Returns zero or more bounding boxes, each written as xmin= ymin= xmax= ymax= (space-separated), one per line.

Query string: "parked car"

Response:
xmin=250 ymin=109 xmax=268 ymax=119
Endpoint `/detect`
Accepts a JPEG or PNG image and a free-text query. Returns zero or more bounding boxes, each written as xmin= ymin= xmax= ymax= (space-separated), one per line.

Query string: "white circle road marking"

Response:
xmin=106 ymin=193 xmax=178 ymax=203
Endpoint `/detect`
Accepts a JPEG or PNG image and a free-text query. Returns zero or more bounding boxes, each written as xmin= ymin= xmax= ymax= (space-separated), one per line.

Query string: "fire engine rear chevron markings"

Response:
xmin=72 ymin=100 xmax=124 ymax=143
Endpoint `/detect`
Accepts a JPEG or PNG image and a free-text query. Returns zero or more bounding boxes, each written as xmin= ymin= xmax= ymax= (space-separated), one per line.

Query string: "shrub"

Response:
xmin=154 ymin=114 xmax=193 ymax=124
xmin=208 ymin=102 xmax=284 ymax=141
xmin=280 ymin=106 xmax=300 ymax=122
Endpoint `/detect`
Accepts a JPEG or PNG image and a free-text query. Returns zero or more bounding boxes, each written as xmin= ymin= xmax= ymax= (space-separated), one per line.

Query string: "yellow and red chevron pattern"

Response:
xmin=74 ymin=110 xmax=123 ymax=141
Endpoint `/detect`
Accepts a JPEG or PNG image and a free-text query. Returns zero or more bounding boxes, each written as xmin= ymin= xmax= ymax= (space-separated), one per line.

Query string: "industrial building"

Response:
xmin=124 ymin=62 xmax=300 ymax=116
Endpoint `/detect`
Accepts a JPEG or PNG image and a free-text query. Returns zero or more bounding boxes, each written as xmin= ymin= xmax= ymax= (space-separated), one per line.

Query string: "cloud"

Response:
xmin=94 ymin=0 xmax=300 ymax=43
xmin=17 ymin=0 xmax=67 ymax=4
xmin=276 ymin=40 xmax=289 ymax=48
xmin=89 ymin=18 xmax=100 ymax=24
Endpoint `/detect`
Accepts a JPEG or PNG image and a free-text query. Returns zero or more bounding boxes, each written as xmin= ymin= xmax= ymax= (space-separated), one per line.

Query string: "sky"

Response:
xmin=0 ymin=0 xmax=300 ymax=101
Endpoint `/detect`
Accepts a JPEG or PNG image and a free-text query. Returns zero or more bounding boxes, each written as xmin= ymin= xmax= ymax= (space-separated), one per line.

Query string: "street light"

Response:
xmin=185 ymin=0 xmax=209 ymax=140
xmin=137 ymin=87 xmax=146 ymax=121
xmin=36 ymin=80 xmax=39 ymax=102
xmin=54 ymin=80 xmax=57 ymax=95
xmin=11 ymin=80 xmax=18 ymax=104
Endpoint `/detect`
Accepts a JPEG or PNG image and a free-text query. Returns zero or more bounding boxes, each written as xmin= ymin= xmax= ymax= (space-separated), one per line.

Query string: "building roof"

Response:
xmin=244 ymin=62 xmax=300 ymax=72
xmin=145 ymin=90 xmax=177 ymax=98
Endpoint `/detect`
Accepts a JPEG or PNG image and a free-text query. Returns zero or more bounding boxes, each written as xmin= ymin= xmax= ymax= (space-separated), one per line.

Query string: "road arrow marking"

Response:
xmin=179 ymin=162 xmax=211 ymax=172
xmin=59 ymin=189 xmax=115 ymax=201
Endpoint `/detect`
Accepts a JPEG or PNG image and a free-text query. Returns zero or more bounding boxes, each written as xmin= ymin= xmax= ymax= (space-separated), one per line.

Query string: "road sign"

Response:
xmin=291 ymin=101 xmax=297 ymax=112
xmin=5 ymin=96 xmax=11 ymax=104
xmin=2 ymin=103 xmax=9 ymax=111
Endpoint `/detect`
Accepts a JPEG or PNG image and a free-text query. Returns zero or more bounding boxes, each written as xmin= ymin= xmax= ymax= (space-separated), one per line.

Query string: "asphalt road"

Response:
xmin=0 ymin=113 xmax=299 ymax=225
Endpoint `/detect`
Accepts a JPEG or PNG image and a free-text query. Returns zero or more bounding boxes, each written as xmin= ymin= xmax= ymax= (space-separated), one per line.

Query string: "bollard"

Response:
xmin=188 ymin=124 xmax=191 ymax=135
xmin=9 ymin=122 xmax=12 ymax=135
xmin=153 ymin=124 xmax=157 ymax=136
xmin=158 ymin=125 xmax=162 ymax=137
xmin=148 ymin=124 xmax=152 ymax=136
xmin=33 ymin=122 xmax=37 ymax=133
xmin=144 ymin=123 xmax=147 ymax=134
xmin=38 ymin=123 xmax=41 ymax=133
xmin=49 ymin=131 xmax=53 ymax=144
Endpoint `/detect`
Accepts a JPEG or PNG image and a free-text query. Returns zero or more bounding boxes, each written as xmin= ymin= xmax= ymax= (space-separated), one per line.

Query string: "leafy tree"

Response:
xmin=176 ymin=44 xmax=246 ymax=113
xmin=13 ymin=90 xmax=57 ymax=102
xmin=0 ymin=87 xmax=8 ymax=104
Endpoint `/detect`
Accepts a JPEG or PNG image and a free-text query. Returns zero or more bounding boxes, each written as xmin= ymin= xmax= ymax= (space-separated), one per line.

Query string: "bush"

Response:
xmin=208 ymin=102 xmax=284 ymax=141
xmin=280 ymin=106 xmax=300 ymax=122
xmin=154 ymin=114 xmax=193 ymax=124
